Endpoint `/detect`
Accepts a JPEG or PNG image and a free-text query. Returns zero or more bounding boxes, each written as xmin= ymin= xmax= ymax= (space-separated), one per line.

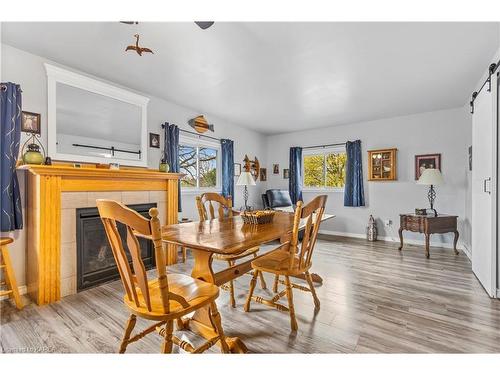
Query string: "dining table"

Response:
xmin=159 ymin=210 xmax=335 ymax=353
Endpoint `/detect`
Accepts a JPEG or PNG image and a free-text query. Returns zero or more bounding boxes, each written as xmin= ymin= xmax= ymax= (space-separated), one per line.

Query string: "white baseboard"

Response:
xmin=0 ymin=285 xmax=27 ymax=301
xmin=460 ymin=243 xmax=472 ymax=261
xmin=318 ymin=229 xmax=468 ymax=253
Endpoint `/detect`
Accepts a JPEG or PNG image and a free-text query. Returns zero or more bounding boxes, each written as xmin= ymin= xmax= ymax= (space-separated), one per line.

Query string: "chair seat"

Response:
xmin=251 ymin=249 xmax=309 ymax=276
xmin=213 ymin=246 xmax=259 ymax=261
xmin=124 ymin=273 xmax=219 ymax=320
xmin=0 ymin=237 xmax=14 ymax=246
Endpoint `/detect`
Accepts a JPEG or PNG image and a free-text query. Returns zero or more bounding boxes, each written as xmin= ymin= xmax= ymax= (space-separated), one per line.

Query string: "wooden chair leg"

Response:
xmin=210 ymin=302 xmax=230 ymax=353
xmin=0 ymin=244 xmax=23 ymax=310
xmin=176 ymin=318 xmax=187 ymax=330
xmin=305 ymin=271 xmax=320 ymax=310
xmin=228 ymin=260 xmax=236 ymax=308
xmin=161 ymin=320 xmax=174 ymax=354
xmin=244 ymin=269 xmax=259 ymax=312
xmin=181 ymin=247 xmax=187 ymax=263
xmin=284 ymin=276 xmax=298 ymax=331
xmin=273 ymin=274 xmax=280 ymax=293
xmin=253 ymin=253 xmax=267 ymax=290
xmin=119 ymin=314 xmax=137 ymax=353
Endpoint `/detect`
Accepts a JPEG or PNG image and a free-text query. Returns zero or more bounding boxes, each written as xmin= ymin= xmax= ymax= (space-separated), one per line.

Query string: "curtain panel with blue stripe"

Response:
xmin=220 ymin=139 xmax=234 ymax=200
xmin=289 ymin=146 xmax=303 ymax=204
xmin=344 ymin=140 xmax=365 ymax=207
xmin=163 ymin=123 xmax=182 ymax=212
xmin=1 ymin=82 xmax=23 ymax=231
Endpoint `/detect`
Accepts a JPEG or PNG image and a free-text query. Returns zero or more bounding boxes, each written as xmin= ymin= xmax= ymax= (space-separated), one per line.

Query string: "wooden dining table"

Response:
xmin=159 ymin=211 xmax=334 ymax=353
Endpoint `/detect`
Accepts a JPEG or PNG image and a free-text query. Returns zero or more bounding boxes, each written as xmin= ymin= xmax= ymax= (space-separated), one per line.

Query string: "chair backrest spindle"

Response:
xmin=288 ymin=195 xmax=327 ymax=271
xmin=196 ymin=193 xmax=234 ymax=221
xmin=97 ymin=199 xmax=171 ymax=314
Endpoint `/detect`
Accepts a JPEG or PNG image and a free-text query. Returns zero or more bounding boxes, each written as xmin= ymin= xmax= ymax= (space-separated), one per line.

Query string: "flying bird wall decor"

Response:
xmin=125 ymin=34 xmax=154 ymax=56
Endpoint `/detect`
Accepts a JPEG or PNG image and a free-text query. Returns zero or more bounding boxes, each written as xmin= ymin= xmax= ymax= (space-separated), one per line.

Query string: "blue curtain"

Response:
xmin=289 ymin=147 xmax=303 ymax=204
xmin=163 ymin=123 xmax=181 ymax=212
xmin=344 ymin=140 xmax=365 ymax=207
xmin=220 ymin=139 xmax=234 ymax=200
xmin=1 ymin=82 xmax=23 ymax=231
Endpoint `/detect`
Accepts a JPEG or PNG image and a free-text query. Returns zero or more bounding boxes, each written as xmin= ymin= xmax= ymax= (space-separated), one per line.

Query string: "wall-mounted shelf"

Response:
xmin=367 ymin=148 xmax=397 ymax=181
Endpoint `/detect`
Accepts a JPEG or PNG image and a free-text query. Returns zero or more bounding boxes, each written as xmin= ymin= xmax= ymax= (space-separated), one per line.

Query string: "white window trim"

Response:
xmin=302 ymin=145 xmax=346 ymax=193
xmin=179 ymin=134 xmax=222 ymax=194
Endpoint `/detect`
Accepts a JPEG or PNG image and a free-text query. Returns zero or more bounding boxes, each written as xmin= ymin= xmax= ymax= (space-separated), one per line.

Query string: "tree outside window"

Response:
xmin=303 ymin=148 xmax=346 ymax=189
xmin=180 ymin=144 xmax=218 ymax=188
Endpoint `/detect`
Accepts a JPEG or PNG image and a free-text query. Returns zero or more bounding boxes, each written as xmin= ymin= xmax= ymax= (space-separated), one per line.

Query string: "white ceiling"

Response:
xmin=2 ymin=22 xmax=499 ymax=134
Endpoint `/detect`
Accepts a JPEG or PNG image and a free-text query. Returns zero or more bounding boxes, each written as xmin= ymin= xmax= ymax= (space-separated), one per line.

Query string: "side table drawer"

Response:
xmin=403 ymin=216 xmax=424 ymax=232
xmin=427 ymin=216 xmax=457 ymax=233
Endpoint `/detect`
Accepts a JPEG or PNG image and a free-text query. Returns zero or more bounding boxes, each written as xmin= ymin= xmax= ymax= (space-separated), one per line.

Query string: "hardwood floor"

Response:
xmin=1 ymin=236 xmax=499 ymax=353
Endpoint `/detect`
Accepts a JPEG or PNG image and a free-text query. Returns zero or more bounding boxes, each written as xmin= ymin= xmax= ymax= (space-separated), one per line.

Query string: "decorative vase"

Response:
xmin=366 ymin=215 xmax=378 ymax=242
xmin=23 ymin=143 xmax=44 ymax=165
xmin=159 ymin=161 xmax=169 ymax=172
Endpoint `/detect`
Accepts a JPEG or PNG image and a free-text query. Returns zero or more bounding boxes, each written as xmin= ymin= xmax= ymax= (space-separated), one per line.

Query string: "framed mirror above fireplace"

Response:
xmin=45 ymin=63 xmax=150 ymax=167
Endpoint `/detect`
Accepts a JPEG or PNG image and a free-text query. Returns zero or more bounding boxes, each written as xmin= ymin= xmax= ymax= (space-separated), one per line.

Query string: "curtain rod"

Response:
xmin=72 ymin=143 xmax=141 ymax=156
xmin=161 ymin=123 xmax=221 ymax=142
xmin=470 ymin=60 xmax=500 ymax=113
xmin=302 ymin=142 xmax=347 ymax=149
xmin=0 ymin=83 xmax=22 ymax=92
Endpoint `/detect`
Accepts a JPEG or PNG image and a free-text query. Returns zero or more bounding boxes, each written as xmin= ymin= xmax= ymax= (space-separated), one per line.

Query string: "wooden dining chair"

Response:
xmin=244 ymin=195 xmax=327 ymax=331
xmin=0 ymin=237 xmax=23 ymax=309
xmin=196 ymin=192 xmax=267 ymax=307
xmin=96 ymin=199 xmax=229 ymax=354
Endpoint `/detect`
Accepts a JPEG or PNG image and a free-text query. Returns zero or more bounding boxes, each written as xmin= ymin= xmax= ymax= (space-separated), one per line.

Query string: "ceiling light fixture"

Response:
xmin=195 ymin=22 xmax=215 ymax=30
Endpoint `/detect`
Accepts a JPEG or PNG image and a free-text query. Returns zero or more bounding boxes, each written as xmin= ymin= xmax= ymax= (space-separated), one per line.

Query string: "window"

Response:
xmin=179 ymin=137 xmax=220 ymax=190
xmin=303 ymin=146 xmax=347 ymax=190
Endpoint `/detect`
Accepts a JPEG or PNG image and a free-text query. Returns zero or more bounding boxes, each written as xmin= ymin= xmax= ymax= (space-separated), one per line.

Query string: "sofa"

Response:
xmin=261 ymin=189 xmax=294 ymax=212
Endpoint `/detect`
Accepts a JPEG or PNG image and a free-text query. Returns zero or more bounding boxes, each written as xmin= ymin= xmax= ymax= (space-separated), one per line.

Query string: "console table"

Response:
xmin=398 ymin=214 xmax=459 ymax=258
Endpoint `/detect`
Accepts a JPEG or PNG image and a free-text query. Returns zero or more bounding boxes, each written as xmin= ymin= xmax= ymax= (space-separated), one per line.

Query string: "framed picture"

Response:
xmin=273 ymin=164 xmax=279 ymax=174
xmin=21 ymin=111 xmax=41 ymax=134
xmin=149 ymin=133 xmax=160 ymax=148
xmin=234 ymin=163 xmax=241 ymax=177
xmin=283 ymin=168 xmax=289 ymax=179
xmin=468 ymin=146 xmax=472 ymax=171
xmin=260 ymin=167 xmax=267 ymax=181
xmin=415 ymin=153 xmax=441 ymax=180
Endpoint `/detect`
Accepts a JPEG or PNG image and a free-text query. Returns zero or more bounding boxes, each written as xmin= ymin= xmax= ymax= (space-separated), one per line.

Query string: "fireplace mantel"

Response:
xmin=20 ymin=164 xmax=182 ymax=305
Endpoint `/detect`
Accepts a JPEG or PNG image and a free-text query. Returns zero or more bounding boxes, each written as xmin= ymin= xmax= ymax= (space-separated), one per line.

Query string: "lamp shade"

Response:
xmin=236 ymin=171 xmax=256 ymax=186
xmin=417 ymin=168 xmax=444 ymax=186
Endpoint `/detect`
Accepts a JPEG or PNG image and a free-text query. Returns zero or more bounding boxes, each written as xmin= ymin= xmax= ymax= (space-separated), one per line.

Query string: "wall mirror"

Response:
xmin=46 ymin=64 xmax=149 ymax=167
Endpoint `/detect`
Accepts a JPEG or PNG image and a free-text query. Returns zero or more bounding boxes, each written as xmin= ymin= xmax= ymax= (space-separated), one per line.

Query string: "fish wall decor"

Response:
xmin=188 ymin=115 xmax=214 ymax=134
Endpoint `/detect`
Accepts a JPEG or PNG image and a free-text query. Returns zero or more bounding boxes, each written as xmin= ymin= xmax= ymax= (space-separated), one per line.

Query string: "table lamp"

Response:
xmin=236 ymin=171 xmax=255 ymax=211
xmin=417 ymin=168 xmax=444 ymax=216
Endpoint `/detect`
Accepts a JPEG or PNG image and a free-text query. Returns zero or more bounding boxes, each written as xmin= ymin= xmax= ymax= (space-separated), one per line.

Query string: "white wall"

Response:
xmin=265 ymin=107 xmax=472 ymax=248
xmin=0 ymin=42 xmax=480 ymax=294
xmin=1 ymin=43 xmax=268 ymax=286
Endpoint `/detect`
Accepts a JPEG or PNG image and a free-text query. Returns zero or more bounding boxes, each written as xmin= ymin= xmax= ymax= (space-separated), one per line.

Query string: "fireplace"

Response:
xmin=76 ymin=203 xmax=156 ymax=291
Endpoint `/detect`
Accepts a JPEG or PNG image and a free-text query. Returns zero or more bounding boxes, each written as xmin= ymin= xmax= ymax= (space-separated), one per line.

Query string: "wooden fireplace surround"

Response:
xmin=19 ymin=165 xmax=182 ymax=305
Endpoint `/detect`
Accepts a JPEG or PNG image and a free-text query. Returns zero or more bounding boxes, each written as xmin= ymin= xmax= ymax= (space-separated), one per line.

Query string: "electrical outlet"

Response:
xmin=384 ymin=219 xmax=392 ymax=226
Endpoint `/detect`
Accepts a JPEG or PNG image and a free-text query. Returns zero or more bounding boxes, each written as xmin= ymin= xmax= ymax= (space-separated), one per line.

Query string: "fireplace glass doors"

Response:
xmin=76 ymin=203 xmax=156 ymax=291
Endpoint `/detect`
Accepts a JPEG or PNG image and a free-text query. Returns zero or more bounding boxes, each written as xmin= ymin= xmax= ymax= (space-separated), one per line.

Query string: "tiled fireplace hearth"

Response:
xmin=61 ymin=192 xmax=164 ymax=297
xmin=21 ymin=165 xmax=181 ymax=305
